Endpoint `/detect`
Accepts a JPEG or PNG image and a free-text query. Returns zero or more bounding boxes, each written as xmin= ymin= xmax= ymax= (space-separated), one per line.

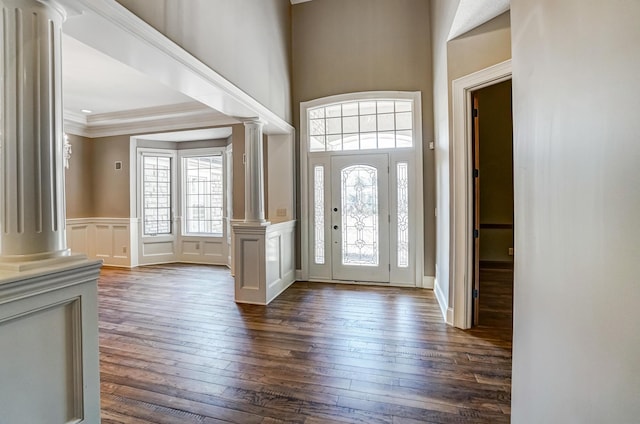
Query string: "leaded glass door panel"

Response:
xmin=331 ymin=154 xmax=390 ymax=282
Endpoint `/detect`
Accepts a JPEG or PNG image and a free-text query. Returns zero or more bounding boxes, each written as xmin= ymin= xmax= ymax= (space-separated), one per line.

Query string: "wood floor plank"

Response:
xmin=98 ymin=264 xmax=512 ymax=423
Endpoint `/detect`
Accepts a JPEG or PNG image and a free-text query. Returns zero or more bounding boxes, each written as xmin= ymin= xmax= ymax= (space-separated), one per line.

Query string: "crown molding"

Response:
xmin=64 ymin=102 xmax=239 ymax=138
xmin=58 ymin=0 xmax=293 ymax=135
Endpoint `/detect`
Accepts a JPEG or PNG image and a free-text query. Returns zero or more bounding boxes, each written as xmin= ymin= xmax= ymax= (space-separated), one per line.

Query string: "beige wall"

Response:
xmin=477 ymin=80 xmax=513 ymax=263
xmin=430 ymin=6 xmax=512 ymax=307
xmin=66 ymin=131 xmax=239 ymax=221
xmin=65 ymin=134 xmax=129 ymax=219
xmin=430 ymin=0 xmax=460 ymax=306
xmin=65 ymin=134 xmax=94 ymax=218
xmin=92 ymin=135 xmax=131 ymax=218
xmin=292 ymin=0 xmax=435 ymax=274
xmin=510 ymin=0 xmax=640 ymax=421
xmin=115 ymin=0 xmax=292 ymax=122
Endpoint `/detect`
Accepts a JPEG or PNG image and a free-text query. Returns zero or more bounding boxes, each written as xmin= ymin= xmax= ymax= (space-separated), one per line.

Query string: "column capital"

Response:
xmin=241 ymin=117 xmax=267 ymax=127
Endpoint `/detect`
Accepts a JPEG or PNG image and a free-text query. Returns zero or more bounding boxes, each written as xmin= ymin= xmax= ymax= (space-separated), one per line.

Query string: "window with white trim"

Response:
xmin=308 ymin=99 xmax=413 ymax=152
xmin=183 ymin=155 xmax=224 ymax=235
xmin=142 ymin=155 xmax=172 ymax=236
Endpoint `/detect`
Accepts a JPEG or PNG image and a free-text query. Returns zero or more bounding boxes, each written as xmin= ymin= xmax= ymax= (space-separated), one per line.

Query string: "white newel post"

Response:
xmin=0 ymin=1 xmax=102 ymax=423
xmin=243 ymin=119 xmax=267 ymax=223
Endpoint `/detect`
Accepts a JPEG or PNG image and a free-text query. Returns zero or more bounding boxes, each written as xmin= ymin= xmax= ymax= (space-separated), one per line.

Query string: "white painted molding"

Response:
xmin=233 ymin=220 xmax=296 ymax=305
xmin=0 ymin=259 xmax=102 ymax=424
xmin=58 ymin=0 xmax=294 ymax=135
xmin=64 ymin=102 xmax=239 ymax=138
xmin=66 ymin=218 xmax=135 ymax=267
xmin=446 ymin=307 xmax=454 ymax=326
xmin=422 ymin=275 xmax=435 ymax=289
xmin=451 ymin=59 xmax=512 ymax=329
xmin=434 ymin=278 xmax=449 ymax=323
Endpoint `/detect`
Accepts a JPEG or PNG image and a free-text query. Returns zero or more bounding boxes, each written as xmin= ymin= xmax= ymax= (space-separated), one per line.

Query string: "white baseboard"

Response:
xmin=434 ymin=278 xmax=448 ymax=323
xmin=422 ymin=275 xmax=435 ymax=289
xmin=446 ymin=307 xmax=454 ymax=325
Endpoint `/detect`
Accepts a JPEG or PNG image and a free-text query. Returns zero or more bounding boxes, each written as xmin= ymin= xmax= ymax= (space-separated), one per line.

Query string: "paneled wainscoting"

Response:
xmin=98 ymin=264 xmax=512 ymax=423
xmin=67 ymin=218 xmax=135 ymax=267
xmin=67 ymin=218 xmax=231 ymax=268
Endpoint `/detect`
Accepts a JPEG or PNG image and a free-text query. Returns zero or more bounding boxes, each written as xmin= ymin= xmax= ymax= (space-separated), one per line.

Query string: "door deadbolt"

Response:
xmin=333 ymin=207 xmax=338 ymax=212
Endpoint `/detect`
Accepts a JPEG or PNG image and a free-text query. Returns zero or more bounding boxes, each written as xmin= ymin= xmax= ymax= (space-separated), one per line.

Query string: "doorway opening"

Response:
xmin=450 ymin=59 xmax=511 ymax=329
xmin=471 ymin=80 xmax=514 ymax=328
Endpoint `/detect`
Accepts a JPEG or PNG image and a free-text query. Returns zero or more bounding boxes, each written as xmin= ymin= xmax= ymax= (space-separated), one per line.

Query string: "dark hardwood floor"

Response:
xmin=478 ymin=266 xmax=514 ymax=331
xmin=98 ymin=264 xmax=512 ymax=423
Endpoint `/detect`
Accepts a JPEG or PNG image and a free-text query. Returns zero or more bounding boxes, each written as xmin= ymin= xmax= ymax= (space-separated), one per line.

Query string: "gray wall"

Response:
xmin=511 ymin=0 xmax=640 ymax=421
xmin=477 ymin=80 xmax=513 ymax=263
xmin=292 ymin=0 xmax=435 ymax=274
xmin=114 ymin=0 xmax=292 ymax=122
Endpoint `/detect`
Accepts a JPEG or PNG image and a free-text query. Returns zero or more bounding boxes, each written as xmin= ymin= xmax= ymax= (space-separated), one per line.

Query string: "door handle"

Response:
xmin=333 ymin=225 xmax=338 ymax=230
xmin=333 ymin=207 xmax=338 ymax=212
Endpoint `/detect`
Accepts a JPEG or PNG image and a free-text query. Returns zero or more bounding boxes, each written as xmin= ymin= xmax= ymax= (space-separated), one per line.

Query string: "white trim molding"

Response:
xmin=64 ymin=102 xmax=238 ymax=138
xmin=451 ymin=59 xmax=512 ymax=329
xmin=434 ymin=277 xmax=449 ymax=323
xmin=0 ymin=259 xmax=102 ymax=423
xmin=422 ymin=275 xmax=435 ymax=289
xmin=233 ymin=220 xmax=296 ymax=305
xmin=57 ymin=0 xmax=293 ymax=135
xmin=66 ymin=218 xmax=136 ymax=267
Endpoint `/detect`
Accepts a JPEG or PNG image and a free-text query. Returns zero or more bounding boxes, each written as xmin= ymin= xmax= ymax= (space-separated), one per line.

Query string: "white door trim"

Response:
xmin=451 ymin=59 xmax=512 ymax=329
xmin=300 ymin=91 xmax=423 ymax=286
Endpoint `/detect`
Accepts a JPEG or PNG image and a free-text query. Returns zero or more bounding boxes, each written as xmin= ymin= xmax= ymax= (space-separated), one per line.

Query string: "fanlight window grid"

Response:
xmin=143 ymin=156 xmax=172 ymax=236
xmin=183 ymin=156 xmax=224 ymax=236
xmin=308 ymin=100 xmax=413 ymax=152
xmin=341 ymin=165 xmax=379 ymax=266
xmin=397 ymin=162 xmax=409 ymax=268
xmin=314 ymin=166 xmax=325 ymax=264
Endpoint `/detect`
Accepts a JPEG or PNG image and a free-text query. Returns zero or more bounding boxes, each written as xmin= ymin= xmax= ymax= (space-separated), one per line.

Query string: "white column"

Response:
xmin=0 ymin=0 xmax=69 ymax=262
xmin=243 ymin=119 xmax=267 ymax=223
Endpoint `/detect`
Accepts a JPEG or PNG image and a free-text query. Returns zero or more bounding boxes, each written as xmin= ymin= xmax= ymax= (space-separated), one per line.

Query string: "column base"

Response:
xmin=0 ymin=251 xmax=89 ymax=273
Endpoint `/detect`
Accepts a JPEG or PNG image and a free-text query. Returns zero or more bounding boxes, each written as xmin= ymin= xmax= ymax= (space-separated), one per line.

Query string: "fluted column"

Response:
xmin=243 ymin=119 xmax=267 ymax=223
xmin=0 ymin=0 xmax=69 ymax=261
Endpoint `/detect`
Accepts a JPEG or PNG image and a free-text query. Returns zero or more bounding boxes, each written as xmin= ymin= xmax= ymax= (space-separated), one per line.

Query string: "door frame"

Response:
xmin=451 ymin=60 xmax=512 ymax=328
xmin=299 ymin=91 xmax=424 ymax=287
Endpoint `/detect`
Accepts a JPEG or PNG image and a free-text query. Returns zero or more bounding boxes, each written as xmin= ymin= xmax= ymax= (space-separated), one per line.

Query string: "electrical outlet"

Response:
xmin=276 ymin=208 xmax=287 ymax=217
xmin=122 ymin=246 xmax=127 ymax=254
xmin=508 ymin=248 xmax=514 ymax=256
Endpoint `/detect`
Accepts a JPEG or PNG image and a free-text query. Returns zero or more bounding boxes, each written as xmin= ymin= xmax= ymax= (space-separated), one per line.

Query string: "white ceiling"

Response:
xmin=449 ymin=0 xmax=510 ymax=40
xmin=62 ymin=34 xmax=194 ymax=116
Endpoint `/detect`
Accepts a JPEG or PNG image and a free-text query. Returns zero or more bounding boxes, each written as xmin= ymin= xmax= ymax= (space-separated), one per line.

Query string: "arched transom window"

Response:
xmin=308 ymin=99 xmax=414 ymax=152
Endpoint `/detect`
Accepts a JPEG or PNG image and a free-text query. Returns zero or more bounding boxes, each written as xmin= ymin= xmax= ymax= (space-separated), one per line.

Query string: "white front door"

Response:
xmin=330 ymin=154 xmax=390 ymax=282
